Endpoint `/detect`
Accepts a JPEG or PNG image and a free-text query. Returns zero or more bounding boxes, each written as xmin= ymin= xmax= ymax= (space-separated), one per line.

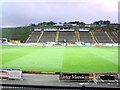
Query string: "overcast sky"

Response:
xmin=0 ymin=0 xmax=119 ymax=27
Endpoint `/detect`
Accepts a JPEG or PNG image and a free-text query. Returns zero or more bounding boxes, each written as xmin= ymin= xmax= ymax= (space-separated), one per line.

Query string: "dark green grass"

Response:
xmin=1 ymin=46 xmax=118 ymax=73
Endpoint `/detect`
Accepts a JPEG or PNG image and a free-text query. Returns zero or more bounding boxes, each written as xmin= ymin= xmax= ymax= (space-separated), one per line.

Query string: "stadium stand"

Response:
xmin=39 ymin=31 xmax=56 ymax=42
xmin=26 ymin=31 xmax=41 ymax=43
xmin=79 ymin=31 xmax=94 ymax=43
xmin=58 ymin=31 xmax=76 ymax=43
xmin=114 ymin=31 xmax=118 ymax=38
xmin=93 ymin=31 xmax=112 ymax=43
xmin=107 ymin=31 xmax=118 ymax=43
xmin=25 ymin=30 xmax=118 ymax=43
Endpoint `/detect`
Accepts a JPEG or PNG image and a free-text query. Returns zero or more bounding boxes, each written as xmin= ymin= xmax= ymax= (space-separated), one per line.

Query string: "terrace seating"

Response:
xmin=107 ymin=31 xmax=118 ymax=43
xmin=94 ymin=31 xmax=112 ymax=43
xmin=58 ymin=31 xmax=75 ymax=43
xmin=40 ymin=31 xmax=56 ymax=42
xmin=79 ymin=31 xmax=94 ymax=43
xmin=26 ymin=31 xmax=41 ymax=43
xmin=26 ymin=30 xmax=118 ymax=43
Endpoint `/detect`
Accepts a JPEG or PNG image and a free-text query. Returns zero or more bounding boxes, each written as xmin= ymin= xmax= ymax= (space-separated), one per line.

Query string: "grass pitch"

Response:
xmin=1 ymin=46 xmax=118 ymax=73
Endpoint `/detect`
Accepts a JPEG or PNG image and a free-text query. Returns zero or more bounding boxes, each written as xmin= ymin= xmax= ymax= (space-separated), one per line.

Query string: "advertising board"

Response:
xmin=59 ymin=73 xmax=89 ymax=81
xmin=0 ymin=69 xmax=22 ymax=80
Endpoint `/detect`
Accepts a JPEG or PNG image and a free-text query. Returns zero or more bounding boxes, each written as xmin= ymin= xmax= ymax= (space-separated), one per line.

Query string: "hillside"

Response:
xmin=0 ymin=26 xmax=32 ymax=42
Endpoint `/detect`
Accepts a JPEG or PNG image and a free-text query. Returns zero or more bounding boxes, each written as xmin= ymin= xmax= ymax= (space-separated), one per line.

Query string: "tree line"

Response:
xmin=29 ymin=20 xmax=111 ymax=27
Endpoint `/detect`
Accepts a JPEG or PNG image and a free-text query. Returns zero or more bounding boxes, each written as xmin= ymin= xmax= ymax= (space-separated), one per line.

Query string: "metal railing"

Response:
xmin=0 ymin=84 xmax=119 ymax=90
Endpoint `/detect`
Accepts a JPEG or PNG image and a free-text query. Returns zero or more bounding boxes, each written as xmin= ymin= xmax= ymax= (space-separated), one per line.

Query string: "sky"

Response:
xmin=0 ymin=0 xmax=119 ymax=27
